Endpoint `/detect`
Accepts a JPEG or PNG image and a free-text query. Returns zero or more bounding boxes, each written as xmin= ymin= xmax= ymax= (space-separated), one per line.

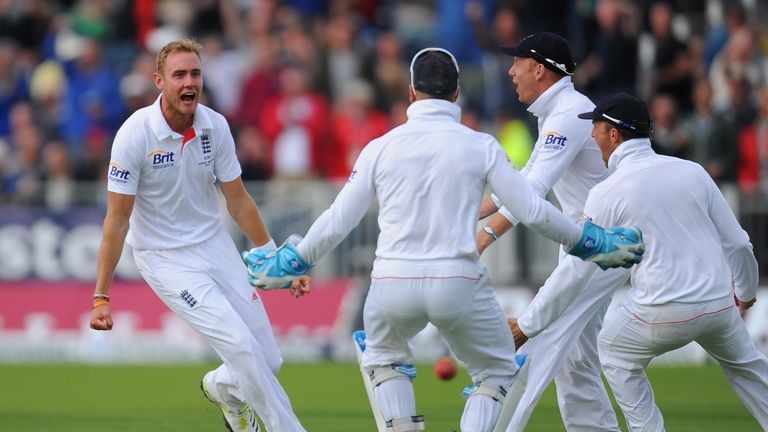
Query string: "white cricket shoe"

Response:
xmin=201 ymin=372 xmax=259 ymax=432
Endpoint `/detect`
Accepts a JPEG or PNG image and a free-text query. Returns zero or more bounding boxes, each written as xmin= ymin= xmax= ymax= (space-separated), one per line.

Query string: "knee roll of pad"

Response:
xmin=386 ymin=415 xmax=425 ymax=432
xmin=369 ymin=364 xmax=417 ymax=387
xmin=461 ymin=381 xmax=507 ymax=402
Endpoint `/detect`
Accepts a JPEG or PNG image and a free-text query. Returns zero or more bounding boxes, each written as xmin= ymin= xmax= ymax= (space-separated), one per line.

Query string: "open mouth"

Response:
xmin=180 ymin=92 xmax=196 ymax=102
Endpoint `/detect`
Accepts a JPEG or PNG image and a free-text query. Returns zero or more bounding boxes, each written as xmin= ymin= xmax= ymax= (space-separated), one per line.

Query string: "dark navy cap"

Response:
xmin=409 ymin=47 xmax=459 ymax=97
xmin=499 ymin=32 xmax=576 ymax=76
xmin=578 ymin=93 xmax=653 ymax=136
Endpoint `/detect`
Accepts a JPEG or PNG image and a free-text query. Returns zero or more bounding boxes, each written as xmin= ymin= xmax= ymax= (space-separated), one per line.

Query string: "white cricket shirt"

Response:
xmin=107 ymin=96 xmax=242 ymax=250
xmin=518 ymin=138 xmax=758 ymax=337
xmin=497 ymin=77 xmax=607 ymax=223
xmin=297 ymin=99 xmax=581 ymax=275
xmin=590 ymin=138 xmax=758 ymax=305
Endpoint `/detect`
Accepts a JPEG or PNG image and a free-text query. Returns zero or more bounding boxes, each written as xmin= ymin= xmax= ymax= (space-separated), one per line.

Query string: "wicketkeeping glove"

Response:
xmin=568 ymin=220 xmax=645 ymax=270
xmin=241 ymin=240 xmax=313 ymax=290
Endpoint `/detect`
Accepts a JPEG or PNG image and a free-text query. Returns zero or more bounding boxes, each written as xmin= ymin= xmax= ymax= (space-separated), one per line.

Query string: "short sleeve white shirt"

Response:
xmin=107 ymin=95 xmax=242 ymax=250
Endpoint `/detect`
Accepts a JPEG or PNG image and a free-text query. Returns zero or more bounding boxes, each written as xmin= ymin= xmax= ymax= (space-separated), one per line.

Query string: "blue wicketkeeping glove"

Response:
xmin=241 ymin=240 xmax=313 ymax=290
xmin=568 ymin=220 xmax=645 ymax=270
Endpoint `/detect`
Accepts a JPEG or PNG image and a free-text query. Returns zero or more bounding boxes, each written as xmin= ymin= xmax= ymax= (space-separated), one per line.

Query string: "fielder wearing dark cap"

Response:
xmin=578 ymin=93 xmax=654 ymax=164
xmin=481 ymin=30 xmax=626 ymax=431
xmin=409 ymin=47 xmax=460 ymax=101
xmin=578 ymin=93 xmax=654 ymax=138
xmin=499 ymin=32 xmax=576 ymax=76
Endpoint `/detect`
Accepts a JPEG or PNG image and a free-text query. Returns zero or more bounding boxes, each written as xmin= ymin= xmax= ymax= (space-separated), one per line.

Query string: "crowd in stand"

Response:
xmin=0 ymin=0 xmax=767 ymax=208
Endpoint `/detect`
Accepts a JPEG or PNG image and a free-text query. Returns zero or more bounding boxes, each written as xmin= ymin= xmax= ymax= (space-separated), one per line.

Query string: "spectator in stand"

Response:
xmin=258 ymin=64 xmax=330 ymax=178
xmin=738 ymin=87 xmax=768 ymax=195
xmin=119 ymin=50 xmax=159 ymax=115
xmin=2 ymin=102 xmax=43 ymax=203
xmin=649 ymin=92 xmax=685 ymax=158
xmin=319 ymin=11 xmax=363 ymax=103
xmin=710 ymin=28 xmax=765 ymax=114
xmin=327 ymin=79 xmax=389 ymax=180
xmin=704 ymin=1 xmax=747 ymax=71
xmin=28 ymin=59 xmax=65 ymax=141
xmin=679 ymin=78 xmax=739 ymax=184
xmin=468 ymin=5 xmax=529 ymax=122
xmin=236 ymin=35 xmax=281 ymax=128
xmin=0 ymin=39 xmax=30 ymax=139
xmin=366 ymin=31 xmax=409 ymax=113
xmin=59 ymin=36 xmax=124 ymax=164
xmin=434 ymin=0 xmax=493 ymax=116
xmin=41 ymin=138 xmax=74 ymax=210
xmin=237 ymin=125 xmax=271 ymax=181
xmin=576 ymin=0 xmax=639 ymax=99
xmin=645 ymin=1 xmax=694 ymax=113
xmin=200 ymin=33 xmax=244 ymax=119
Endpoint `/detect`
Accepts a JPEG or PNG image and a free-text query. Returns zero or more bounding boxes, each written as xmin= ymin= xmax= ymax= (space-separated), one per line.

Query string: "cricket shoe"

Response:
xmin=201 ymin=372 xmax=259 ymax=432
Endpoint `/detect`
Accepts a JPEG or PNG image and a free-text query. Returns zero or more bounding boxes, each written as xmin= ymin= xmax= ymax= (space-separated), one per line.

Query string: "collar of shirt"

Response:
xmin=527 ymin=76 xmax=574 ymax=119
xmin=148 ymin=94 xmax=214 ymax=141
xmin=406 ymin=98 xmax=461 ymax=123
xmin=607 ymin=138 xmax=654 ymax=173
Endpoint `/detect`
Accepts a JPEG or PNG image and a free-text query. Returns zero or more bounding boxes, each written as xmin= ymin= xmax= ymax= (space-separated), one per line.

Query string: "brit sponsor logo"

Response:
xmin=108 ymin=162 xmax=130 ymax=183
xmin=147 ymin=150 xmax=175 ymax=169
xmin=542 ymin=131 xmax=567 ymax=150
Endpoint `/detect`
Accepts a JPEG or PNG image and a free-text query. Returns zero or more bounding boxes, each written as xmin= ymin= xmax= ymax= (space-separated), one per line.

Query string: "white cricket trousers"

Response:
xmin=133 ymin=228 xmax=306 ymax=432
xmin=507 ymin=252 xmax=622 ymax=432
xmin=362 ymin=258 xmax=519 ymax=432
xmin=598 ymin=296 xmax=768 ymax=432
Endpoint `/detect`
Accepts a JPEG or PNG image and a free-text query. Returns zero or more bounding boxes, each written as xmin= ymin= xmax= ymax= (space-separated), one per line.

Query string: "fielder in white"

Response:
xmin=242 ymin=48 xmax=644 ymax=432
xmin=88 ymin=40 xmax=308 ymax=432
xmin=476 ymin=32 xmax=620 ymax=431
xmin=512 ymin=93 xmax=768 ymax=431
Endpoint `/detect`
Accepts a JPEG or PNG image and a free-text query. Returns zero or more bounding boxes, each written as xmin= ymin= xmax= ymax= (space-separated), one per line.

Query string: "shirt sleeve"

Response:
xmin=498 ymin=113 xmax=591 ymax=224
xmin=212 ymin=120 xmax=242 ymax=183
xmin=106 ymin=124 xmax=142 ymax=195
xmin=705 ymin=173 xmax=758 ymax=301
xmin=485 ymin=136 xmax=581 ymax=247
xmin=297 ymin=142 xmax=378 ymax=264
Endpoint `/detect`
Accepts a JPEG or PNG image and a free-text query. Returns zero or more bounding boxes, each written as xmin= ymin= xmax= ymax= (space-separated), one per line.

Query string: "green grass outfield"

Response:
xmin=0 ymin=362 xmax=760 ymax=431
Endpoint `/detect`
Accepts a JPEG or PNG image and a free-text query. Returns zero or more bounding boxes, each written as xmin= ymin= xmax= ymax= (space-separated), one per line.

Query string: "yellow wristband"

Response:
xmin=93 ymin=299 xmax=109 ymax=309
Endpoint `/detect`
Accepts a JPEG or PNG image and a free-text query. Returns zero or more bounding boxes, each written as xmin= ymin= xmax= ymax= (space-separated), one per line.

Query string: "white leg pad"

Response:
xmin=353 ymin=331 xmax=423 ymax=432
xmin=353 ymin=331 xmax=388 ymax=431
xmin=492 ymin=354 xmax=530 ymax=432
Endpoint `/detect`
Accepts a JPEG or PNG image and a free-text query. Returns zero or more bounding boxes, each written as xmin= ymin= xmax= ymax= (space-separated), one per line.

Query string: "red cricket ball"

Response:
xmin=434 ymin=357 xmax=458 ymax=381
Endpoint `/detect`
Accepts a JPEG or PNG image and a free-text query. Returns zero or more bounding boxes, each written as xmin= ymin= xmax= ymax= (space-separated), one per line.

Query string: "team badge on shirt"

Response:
xmin=542 ymin=131 xmax=567 ymax=150
xmin=200 ymin=133 xmax=211 ymax=155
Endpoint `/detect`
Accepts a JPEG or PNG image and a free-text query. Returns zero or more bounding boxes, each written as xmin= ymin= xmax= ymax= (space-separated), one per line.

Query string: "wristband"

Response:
xmin=92 ymin=299 xmax=109 ymax=309
xmin=483 ymin=225 xmax=499 ymax=241
xmin=93 ymin=294 xmax=110 ymax=301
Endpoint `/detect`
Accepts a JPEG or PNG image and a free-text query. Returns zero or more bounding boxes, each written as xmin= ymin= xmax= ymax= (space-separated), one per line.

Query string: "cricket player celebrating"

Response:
xmin=243 ymin=48 xmax=645 ymax=432
xmin=476 ymin=32 xmax=621 ymax=431
xmin=512 ymin=94 xmax=768 ymax=431
xmin=88 ymin=39 xmax=308 ymax=432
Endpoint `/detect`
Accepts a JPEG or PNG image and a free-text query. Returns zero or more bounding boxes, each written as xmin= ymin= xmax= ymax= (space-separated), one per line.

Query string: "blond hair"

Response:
xmin=156 ymin=39 xmax=203 ymax=74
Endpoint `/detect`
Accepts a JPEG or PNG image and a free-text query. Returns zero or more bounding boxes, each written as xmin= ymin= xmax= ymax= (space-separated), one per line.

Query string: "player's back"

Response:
xmin=369 ymin=99 xmax=496 ymax=262
xmin=594 ymin=143 xmax=736 ymax=305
